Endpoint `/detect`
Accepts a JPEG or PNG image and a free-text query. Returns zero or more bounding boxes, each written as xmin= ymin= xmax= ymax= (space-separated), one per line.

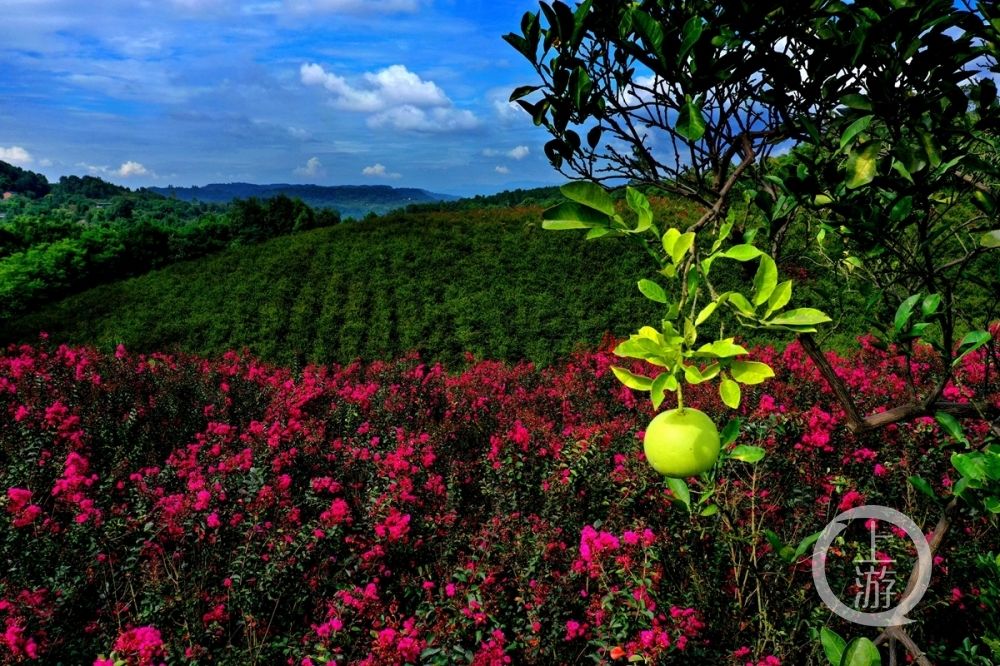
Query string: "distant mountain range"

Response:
xmin=149 ymin=183 xmax=458 ymax=219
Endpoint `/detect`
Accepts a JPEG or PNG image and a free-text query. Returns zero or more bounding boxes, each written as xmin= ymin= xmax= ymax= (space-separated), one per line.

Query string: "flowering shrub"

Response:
xmin=0 ymin=335 xmax=997 ymax=664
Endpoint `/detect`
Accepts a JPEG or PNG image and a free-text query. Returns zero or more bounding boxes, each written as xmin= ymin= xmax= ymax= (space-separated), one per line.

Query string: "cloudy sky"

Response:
xmin=0 ymin=0 xmax=557 ymax=196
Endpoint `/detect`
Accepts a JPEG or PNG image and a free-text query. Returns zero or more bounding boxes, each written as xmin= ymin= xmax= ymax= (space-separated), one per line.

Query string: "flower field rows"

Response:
xmin=0 ymin=334 xmax=997 ymax=664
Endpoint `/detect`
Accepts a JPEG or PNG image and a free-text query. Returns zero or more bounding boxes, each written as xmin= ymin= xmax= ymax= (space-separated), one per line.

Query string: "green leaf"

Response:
xmin=953 ymin=330 xmax=991 ymax=366
xmin=625 ymin=187 xmax=653 ymax=233
xmin=542 ymin=201 xmax=611 ymax=229
xmin=846 ymin=141 xmax=881 ymax=189
xmin=763 ymin=529 xmax=785 ymax=554
xmin=908 ymin=475 xmax=939 ymax=502
xmin=722 ymin=244 xmax=763 ymax=261
xmin=671 ymin=231 xmax=696 ymax=264
xmin=921 ymin=294 xmax=942 ymax=317
xmin=662 ymin=228 xmax=680 ymax=257
xmin=720 ymin=377 xmax=741 ymax=409
xmin=730 ymin=361 xmax=775 ymax=385
xmin=729 ymin=444 xmax=764 ymax=463
xmin=699 ymin=503 xmax=719 ymax=517
xmin=679 ymin=16 xmax=703 ymax=60
xmin=571 ymin=66 xmax=592 ymax=108
xmin=890 ymin=195 xmax=913 ymax=223
xmin=720 ymin=418 xmax=741 ymax=446
xmin=766 ymin=308 xmax=832 ymax=327
xmin=984 ymin=496 xmax=1000 ymax=513
xmin=638 ymin=278 xmax=667 ymax=304
xmin=613 ymin=336 xmax=663 ymax=361
xmin=764 ymin=280 xmax=793 ymax=318
xmin=935 ymin=412 xmax=968 ymax=445
xmin=650 ymin=372 xmax=672 ymax=410
xmin=793 ymin=531 xmax=822 ymax=559
xmin=666 ymin=477 xmax=691 ymax=510
xmin=820 ymin=627 xmax=847 ymax=666
xmin=560 ymin=181 xmax=616 ymax=216
xmin=840 ymin=115 xmax=874 ymax=151
xmin=683 ymin=364 xmax=706 ymax=384
xmin=695 ymin=301 xmax=718 ymax=326
xmin=611 ymin=366 xmax=653 ymax=391
xmin=841 ymin=93 xmax=873 ymax=111
xmin=982 ymin=230 xmax=1000 ymax=248
xmin=694 ymin=338 xmax=749 ymax=358
xmin=676 ymin=95 xmax=707 ymax=142
xmin=893 ymin=294 xmax=922 ymax=334
xmin=726 ymin=292 xmax=756 ymax=317
xmin=753 ymin=254 xmax=778 ymax=306
xmin=840 ymin=637 xmax=881 ymax=666
xmin=952 ymin=452 xmax=987 ymax=483
xmin=916 ymin=128 xmax=942 ymax=168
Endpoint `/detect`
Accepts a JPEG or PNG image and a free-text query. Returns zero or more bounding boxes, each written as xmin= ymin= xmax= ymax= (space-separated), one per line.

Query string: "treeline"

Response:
xmin=405 ymin=186 xmax=566 ymax=213
xmin=0 ymin=161 xmax=50 ymax=198
xmin=0 ymin=185 xmax=339 ymax=319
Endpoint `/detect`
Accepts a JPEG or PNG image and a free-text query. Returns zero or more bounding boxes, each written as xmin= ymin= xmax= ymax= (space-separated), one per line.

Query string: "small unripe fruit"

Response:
xmin=643 ymin=407 xmax=720 ymax=477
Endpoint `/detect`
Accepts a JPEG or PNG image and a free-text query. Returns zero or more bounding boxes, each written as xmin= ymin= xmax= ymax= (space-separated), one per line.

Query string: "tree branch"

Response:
xmin=797 ymin=334 xmax=1000 ymax=433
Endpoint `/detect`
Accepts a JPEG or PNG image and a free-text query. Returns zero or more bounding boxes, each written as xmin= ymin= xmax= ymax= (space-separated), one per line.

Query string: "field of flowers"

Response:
xmin=0 ymin=333 xmax=998 ymax=665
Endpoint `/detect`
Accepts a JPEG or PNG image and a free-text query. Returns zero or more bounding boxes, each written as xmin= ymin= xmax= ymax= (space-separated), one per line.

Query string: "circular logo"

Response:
xmin=811 ymin=505 xmax=931 ymax=627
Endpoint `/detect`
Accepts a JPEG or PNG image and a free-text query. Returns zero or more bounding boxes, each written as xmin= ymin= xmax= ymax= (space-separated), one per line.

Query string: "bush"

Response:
xmin=0 ymin=334 xmax=997 ymax=664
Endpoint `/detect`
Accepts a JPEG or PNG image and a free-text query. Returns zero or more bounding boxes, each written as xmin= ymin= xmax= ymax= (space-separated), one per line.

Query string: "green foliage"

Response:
xmin=542 ymin=184 xmax=829 ymax=411
xmin=0 ymin=160 xmax=50 ymax=198
xmin=0 ymin=188 xmax=339 ymax=319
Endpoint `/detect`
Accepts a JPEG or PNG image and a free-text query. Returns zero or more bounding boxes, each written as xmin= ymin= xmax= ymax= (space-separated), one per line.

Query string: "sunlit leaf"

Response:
xmin=638 ymin=278 xmax=667 ymax=303
xmin=560 ymin=181 xmax=616 ymax=216
xmin=611 ymin=366 xmax=653 ymax=391
xmin=730 ymin=361 xmax=775 ymax=384
xmin=720 ymin=377 xmax=741 ymax=409
xmin=846 ymin=141 xmax=881 ymax=189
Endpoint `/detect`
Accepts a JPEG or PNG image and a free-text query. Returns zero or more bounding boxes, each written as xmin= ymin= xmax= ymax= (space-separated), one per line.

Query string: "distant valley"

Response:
xmin=149 ymin=182 xmax=458 ymax=219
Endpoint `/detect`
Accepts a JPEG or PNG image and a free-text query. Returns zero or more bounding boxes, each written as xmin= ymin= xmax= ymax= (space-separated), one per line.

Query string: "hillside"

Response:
xmin=150 ymin=183 xmax=456 ymax=219
xmin=4 ymin=203 xmax=724 ymax=367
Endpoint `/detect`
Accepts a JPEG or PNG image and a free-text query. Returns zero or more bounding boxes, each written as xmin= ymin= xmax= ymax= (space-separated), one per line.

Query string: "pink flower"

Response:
xmin=113 ymin=625 xmax=165 ymax=666
xmin=838 ymin=490 xmax=865 ymax=511
xmin=374 ymin=509 xmax=411 ymax=542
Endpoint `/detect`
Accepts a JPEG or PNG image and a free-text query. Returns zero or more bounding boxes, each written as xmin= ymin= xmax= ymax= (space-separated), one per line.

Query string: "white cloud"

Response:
xmin=284 ymin=0 xmax=420 ymax=14
xmin=489 ymin=88 xmax=528 ymax=123
xmin=0 ymin=146 xmax=33 ymax=166
xmin=368 ymin=105 xmax=479 ymax=132
xmin=117 ymin=161 xmax=149 ymax=177
xmin=295 ymin=156 xmax=324 ymax=177
xmin=301 ymin=63 xmax=448 ymax=112
xmin=495 ymin=165 xmax=510 ymax=174
xmin=362 ymin=163 xmax=401 ymax=179
xmin=302 ymin=62 xmax=479 ymax=132
xmin=483 ymin=145 xmax=530 ymax=161
xmin=81 ymin=160 xmax=156 ymax=179
xmin=507 ymin=145 xmax=529 ymax=160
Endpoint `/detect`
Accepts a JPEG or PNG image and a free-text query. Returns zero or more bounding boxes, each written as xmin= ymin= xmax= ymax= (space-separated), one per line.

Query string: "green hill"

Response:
xmin=2 ymin=207 xmax=668 ymax=366
xmin=2 ymin=197 xmax=881 ymax=367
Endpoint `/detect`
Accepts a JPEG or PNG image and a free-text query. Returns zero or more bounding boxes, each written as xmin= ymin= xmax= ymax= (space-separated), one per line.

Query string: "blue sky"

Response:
xmin=0 ymin=0 xmax=557 ymax=196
